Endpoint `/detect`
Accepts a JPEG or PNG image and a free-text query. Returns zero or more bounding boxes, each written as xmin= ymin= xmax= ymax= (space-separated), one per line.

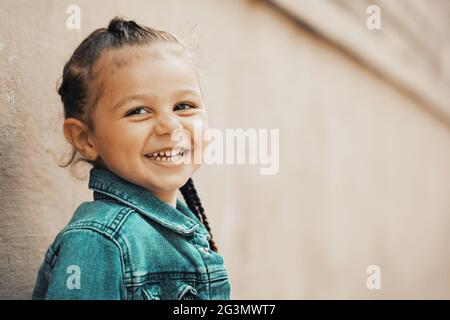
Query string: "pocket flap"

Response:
xmin=177 ymin=283 xmax=198 ymax=300
xmin=142 ymin=283 xmax=161 ymax=300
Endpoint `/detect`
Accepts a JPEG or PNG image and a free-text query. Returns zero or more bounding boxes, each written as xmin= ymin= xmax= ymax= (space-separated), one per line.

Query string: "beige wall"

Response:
xmin=0 ymin=0 xmax=449 ymax=299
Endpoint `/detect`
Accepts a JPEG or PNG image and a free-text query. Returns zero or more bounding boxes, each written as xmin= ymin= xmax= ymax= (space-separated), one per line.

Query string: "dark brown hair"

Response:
xmin=57 ymin=16 xmax=218 ymax=252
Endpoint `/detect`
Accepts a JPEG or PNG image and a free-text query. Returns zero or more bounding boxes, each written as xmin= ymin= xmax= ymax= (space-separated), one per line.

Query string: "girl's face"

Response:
xmin=86 ymin=44 xmax=208 ymax=203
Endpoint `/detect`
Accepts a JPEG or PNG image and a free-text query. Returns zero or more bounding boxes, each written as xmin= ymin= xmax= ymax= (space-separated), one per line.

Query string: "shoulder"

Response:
xmin=55 ymin=199 xmax=162 ymax=253
xmin=47 ymin=199 xmax=140 ymax=262
xmin=52 ymin=198 xmax=175 ymax=263
xmin=63 ymin=199 xmax=135 ymax=237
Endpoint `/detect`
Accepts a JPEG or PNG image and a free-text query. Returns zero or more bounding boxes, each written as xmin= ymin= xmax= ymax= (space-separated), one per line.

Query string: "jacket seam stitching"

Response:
xmin=59 ymin=222 xmax=132 ymax=299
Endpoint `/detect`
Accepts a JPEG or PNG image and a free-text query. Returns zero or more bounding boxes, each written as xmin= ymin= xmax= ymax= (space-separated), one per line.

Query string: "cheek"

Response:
xmin=183 ymin=113 xmax=208 ymax=148
xmin=95 ymin=122 xmax=146 ymax=155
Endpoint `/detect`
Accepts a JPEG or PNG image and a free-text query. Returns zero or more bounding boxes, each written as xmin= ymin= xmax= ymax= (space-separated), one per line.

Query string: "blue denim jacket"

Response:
xmin=32 ymin=168 xmax=232 ymax=300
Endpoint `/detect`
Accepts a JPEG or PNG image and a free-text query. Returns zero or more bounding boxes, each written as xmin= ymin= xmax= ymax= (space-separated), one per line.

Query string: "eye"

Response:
xmin=126 ymin=107 xmax=151 ymax=116
xmin=174 ymin=102 xmax=197 ymax=111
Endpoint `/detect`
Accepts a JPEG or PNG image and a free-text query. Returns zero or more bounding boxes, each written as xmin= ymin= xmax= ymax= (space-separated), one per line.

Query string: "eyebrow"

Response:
xmin=112 ymin=89 xmax=202 ymax=111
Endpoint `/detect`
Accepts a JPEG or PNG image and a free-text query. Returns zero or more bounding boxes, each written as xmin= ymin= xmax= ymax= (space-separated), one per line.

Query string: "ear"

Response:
xmin=63 ymin=118 xmax=98 ymax=161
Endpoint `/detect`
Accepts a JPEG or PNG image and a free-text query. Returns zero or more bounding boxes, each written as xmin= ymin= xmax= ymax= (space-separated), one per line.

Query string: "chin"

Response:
xmin=149 ymin=173 xmax=191 ymax=192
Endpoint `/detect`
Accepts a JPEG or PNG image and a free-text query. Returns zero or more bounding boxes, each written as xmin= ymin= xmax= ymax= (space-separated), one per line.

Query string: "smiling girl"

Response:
xmin=32 ymin=17 xmax=231 ymax=300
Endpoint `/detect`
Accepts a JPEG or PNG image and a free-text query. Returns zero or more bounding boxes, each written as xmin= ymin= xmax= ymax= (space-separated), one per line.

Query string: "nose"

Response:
xmin=154 ymin=111 xmax=183 ymax=136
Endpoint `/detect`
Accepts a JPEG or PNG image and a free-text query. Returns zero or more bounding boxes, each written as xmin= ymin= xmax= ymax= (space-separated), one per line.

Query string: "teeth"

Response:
xmin=147 ymin=148 xmax=185 ymax=161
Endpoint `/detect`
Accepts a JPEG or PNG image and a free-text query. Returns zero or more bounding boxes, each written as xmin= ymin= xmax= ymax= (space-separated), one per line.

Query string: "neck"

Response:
xmin=153 ymin=189 xmax=177 ymax=208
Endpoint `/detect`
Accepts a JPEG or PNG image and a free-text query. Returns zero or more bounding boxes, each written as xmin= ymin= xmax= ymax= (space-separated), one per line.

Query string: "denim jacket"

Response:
xmin=32 ymin=168 xmax=232 ymax=300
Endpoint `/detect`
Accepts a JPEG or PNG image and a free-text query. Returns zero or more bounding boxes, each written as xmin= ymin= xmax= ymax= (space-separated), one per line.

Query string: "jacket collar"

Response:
xmin=88 ymin=168 xmax=200 ymax=237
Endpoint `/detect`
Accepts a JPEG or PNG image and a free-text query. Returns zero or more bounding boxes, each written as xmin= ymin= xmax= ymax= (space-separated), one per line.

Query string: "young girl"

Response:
xmin=32 ymin=17 xmax=231 ymax=300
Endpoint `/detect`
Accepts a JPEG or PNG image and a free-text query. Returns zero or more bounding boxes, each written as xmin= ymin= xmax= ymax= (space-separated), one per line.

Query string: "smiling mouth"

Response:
xmin=145 ymin=148 xmax=185 ymax=162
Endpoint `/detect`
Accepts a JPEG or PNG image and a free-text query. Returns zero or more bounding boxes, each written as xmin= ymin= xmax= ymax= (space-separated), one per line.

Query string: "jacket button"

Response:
xmin=201 ymin=247 xmax=210 ymax=254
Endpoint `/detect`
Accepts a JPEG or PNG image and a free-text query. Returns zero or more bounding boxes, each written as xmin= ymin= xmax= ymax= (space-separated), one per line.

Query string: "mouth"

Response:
xmin=144 ymin=147 xmax=186 ymax=163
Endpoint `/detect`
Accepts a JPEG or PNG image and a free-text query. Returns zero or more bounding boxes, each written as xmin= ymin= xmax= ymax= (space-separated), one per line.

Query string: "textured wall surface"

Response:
xmin=0 ymin=0 xmax=449 ymax=299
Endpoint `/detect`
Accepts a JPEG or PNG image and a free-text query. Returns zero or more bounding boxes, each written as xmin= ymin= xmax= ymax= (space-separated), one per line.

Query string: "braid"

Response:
xmin=180 ymin=178 xmax=218 ymax=252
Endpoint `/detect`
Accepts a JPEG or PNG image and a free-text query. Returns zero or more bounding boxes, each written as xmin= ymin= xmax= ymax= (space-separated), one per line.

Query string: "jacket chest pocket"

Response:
xmin=142 ymin=280 xmax=198 ymax=300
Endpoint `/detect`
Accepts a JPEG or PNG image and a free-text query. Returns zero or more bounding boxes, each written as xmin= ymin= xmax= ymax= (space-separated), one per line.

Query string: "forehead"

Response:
xmin=91 ymin=44 xmax=200 ymax=108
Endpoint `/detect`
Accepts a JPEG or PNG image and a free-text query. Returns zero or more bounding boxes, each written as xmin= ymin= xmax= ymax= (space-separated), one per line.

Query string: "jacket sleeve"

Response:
xmin=41 ymin=228 xmax=125 ymax=300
